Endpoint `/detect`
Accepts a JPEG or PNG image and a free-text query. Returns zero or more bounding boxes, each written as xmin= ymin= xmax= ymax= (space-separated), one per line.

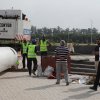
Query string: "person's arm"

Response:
xmin=66 ymin=48 xmax=71 ymax=60
xmin=20 ymin=43 xmax=23 ymax=55
xmin=26 ymin=46 xmax=28 ymax=54
xmin=55 ymin=48 xmax=60 ymax=59
xmin=94 ymin=46 xmax=99 ymax=55
xmin=95 ymin=51 xmax=99 ymax=55
xmin=47 ymin=40 xmax=51 ymax=47
xmin=67 ymin=52 xmax=70 ymax=60
xmin=38 ymin=39 xmax=41 ymax=46
xmin=55 ymin=49 xmax=57 ymax=59
xmin=55 ymin=49 xmax=62 ymax=60
xmin=35 ymin=46 xmax=37 ymax=54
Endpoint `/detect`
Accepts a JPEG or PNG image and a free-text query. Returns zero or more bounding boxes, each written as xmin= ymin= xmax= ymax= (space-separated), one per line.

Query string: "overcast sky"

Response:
xmin=0 ymin=0 xmax=100 ymax=31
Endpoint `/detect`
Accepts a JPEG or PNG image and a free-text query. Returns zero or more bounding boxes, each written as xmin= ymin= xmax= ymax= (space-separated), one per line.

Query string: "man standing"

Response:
xmin=94 ymin=39 xmax=100 ymax=71
xmin=27 ymin=39 xmax=38 ymax=76
xmin=55 ymin=40 xmax=70 ymax=86
xmin=40 ymin=34 xmax=51 ymax=71
xmin=21 ymin=39 xmax=28 ymax=69
xmin=90 ymin=38 xmax=100 ymax=91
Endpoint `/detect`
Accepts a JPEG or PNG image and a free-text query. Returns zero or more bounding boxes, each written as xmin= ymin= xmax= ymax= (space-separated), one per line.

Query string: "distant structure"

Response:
xmin=0 ymin=9 xmax=32 ymax=41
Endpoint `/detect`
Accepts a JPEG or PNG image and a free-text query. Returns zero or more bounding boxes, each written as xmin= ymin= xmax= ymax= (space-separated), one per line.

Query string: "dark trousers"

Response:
xmin=27 ymin=58 xmax=37 ymax=75
xmin=22 ymin=53 xmax=27 ymax=68
xmin=94 ymin=62 xmax=100 ymax=88
xmin=41 ymin=51 xmax=47 ymax=72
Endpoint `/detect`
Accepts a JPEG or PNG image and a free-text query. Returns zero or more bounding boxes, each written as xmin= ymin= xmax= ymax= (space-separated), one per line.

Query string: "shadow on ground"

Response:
xmin=0 ymin=75 xmax=29 ymax=79
xmin=63 ymin=86 xmax=100 ymax=100
xmin=25 ymin=84 xmax=61 ymax=91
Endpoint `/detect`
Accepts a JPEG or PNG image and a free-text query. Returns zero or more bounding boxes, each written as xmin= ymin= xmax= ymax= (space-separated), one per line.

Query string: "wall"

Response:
xmin=48 ymin=45 xmax=96 ymax=55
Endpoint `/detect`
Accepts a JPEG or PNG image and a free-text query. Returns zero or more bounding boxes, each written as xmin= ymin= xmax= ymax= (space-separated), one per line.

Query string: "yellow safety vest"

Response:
xmin=40 ymin=40 xmax=47 ymax=52
xmin=22 ymin=43 xmax=28 ymax=54
xmin=27 ymin=44 xmax=36 ymax=58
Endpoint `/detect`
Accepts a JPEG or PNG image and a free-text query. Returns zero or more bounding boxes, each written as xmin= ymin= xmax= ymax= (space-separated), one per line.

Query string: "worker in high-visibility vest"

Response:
xmin=40 ymin=37 xmax=47 ymax=55
xmin=27 ymin=39 xmax=38 ymax=76
xmin=39 ymin=34 xmax=51 ymax=71
xmin=21 ymin=39 xmax=28 ymax=69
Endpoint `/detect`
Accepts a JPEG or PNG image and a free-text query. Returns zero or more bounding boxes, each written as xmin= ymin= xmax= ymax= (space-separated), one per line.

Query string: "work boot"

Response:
xmin=56 ymin=82 xmax=60 ymax=84
xmin=66 ymin=82 xmax=69 ymax=86
xmin=33 ymin=71 xmax=36 ymax=75
xmin=21 ymin=67 xmax=25 ymax=70
xmin=29 ymin=73 xmax=31 ymax=76
xmin=90 ymin=86 xmax=97 ymax=91
xmin=99 ymin=83 xmax=100 ymax=87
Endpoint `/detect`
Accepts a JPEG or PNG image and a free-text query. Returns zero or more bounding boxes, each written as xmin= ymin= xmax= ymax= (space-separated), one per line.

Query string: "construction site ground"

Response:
xmin=0 ymin=55 xmax=100 ymax=100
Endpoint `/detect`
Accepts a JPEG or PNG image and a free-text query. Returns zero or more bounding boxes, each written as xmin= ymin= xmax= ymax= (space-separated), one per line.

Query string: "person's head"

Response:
xmin=42 ymin=34 xmax=46 ymax=41
xmin=96 ymin=38 xmax=100 ymax=45
xmin=60 ymin=40 xmax=66 ymax=46
xmin=32 ymin=39 xmax=36 ymax=44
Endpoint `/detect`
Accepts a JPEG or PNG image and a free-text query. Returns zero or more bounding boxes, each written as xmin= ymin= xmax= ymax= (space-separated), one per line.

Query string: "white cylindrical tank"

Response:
xmin=0 ymin=47 xmax=18 ymax=72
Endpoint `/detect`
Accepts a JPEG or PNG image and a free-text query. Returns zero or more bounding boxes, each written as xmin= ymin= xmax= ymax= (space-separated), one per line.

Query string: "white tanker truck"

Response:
xmin=0 ymin=47 xmax=18 ymax=72
xmin=0 ymin=10 xmax=32 ymax=72
xmin=0 ymin=9 xmax=32 ymax=49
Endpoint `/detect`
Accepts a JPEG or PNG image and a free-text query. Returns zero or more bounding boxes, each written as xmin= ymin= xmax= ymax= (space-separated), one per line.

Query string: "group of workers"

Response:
xmin=20 ymin=35 xmax=70 ymax=86
xmin=21 ymin=35 xmax=51 ymax=76
xmin=20 ymin=35 xmax=100 ymax=89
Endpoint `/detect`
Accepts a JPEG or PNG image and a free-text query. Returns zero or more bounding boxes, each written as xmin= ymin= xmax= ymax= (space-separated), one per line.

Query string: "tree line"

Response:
xmin=31 ymin=26 xmax=100 ymax=44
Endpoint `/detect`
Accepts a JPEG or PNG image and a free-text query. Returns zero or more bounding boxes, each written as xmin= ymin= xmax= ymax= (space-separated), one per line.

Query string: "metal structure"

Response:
xmin=0 ymin=9 xmax=31 ymax=41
